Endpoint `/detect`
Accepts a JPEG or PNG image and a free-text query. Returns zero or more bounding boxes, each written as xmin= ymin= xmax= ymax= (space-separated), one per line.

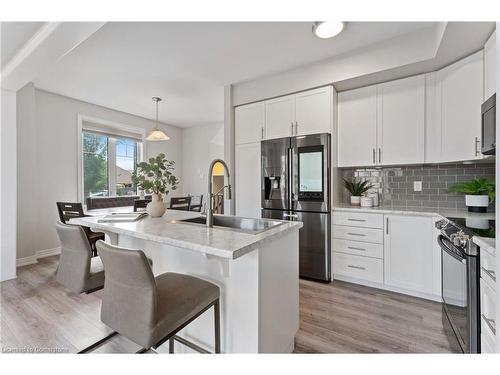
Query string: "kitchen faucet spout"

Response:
xmin=207 ymin=159 xmax=232 ymax=228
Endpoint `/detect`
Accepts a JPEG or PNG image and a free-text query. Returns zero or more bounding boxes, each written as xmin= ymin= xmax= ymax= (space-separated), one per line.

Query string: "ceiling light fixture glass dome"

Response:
xmin=146 ymin=97 xmax=170 ymax=141
xmin=312 ymin=21 xmax=346 ymax=39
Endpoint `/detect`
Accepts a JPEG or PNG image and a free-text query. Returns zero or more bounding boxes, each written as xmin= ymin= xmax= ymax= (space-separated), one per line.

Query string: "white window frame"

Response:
xmin=77 ymin=114 xmax=146 ymax=204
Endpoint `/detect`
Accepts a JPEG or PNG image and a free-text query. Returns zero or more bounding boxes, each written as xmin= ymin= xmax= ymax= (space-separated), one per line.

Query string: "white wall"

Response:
xmin=16 ymin=86 xmax=183 ymax=261
xmin=232 ymin=27 xmax=441 ymax=106
xmin=181 ymin=122 xmax=224 ymax=201
xmin=1 ymin=89 xmax=17 ymax=281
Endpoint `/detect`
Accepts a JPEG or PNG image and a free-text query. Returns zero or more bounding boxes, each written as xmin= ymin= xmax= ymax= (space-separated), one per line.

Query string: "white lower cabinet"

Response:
xmin=332 ymin=252 xmax=383 ymax=284
xmin=235 ymin=142 xmax=261 ymax=218
xmin=333 ymin=238 xmax=383 ymax=259
xmin=479 ymin=244 xmax=497 ymax=353
xmin=333 ymin=212 xmax=384 ymax=285
xmin=384 ymin=215 xmax=435 ymax=295
xmin=332 ymin=211 xmax=441 ymax=301
xmin=332 ymin=225 xmax=383 ymax=244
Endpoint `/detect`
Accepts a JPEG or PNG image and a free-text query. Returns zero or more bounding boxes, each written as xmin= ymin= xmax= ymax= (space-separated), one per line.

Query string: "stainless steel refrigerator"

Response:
xmin=261 ymin=133 xmax=331 ymax=282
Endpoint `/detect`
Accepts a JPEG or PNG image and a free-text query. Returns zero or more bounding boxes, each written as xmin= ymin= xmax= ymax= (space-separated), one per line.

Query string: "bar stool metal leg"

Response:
xmin=169 ymin=338 xmax=175 ymax=353
xmin=214 ymin=299 xmax=221 ymax=354
xmin=78 ymin=331 xmax=118 ymax=354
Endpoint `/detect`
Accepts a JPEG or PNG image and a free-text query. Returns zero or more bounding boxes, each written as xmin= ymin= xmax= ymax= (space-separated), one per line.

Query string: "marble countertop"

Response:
xmin=71 ymin=209 xmax=302 ymax=260
xmin=472 ymin=236 xmax=496 ymax=254
xmin=333 ymin=204 xmax=496 ymax=220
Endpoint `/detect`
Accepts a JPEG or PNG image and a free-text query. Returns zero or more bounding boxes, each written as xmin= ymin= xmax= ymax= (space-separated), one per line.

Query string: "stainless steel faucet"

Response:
xmin=207 ymin=159 xmax=232 ymax=228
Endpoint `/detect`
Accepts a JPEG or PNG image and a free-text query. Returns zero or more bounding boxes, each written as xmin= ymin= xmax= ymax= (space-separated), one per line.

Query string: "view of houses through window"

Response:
xmin=82 ymin=131 xmax=140 ymax=198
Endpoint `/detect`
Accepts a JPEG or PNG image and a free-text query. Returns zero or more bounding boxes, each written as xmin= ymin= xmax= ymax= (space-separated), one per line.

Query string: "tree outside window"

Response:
xmin=83 ymin=132 xmax=108 ymax=198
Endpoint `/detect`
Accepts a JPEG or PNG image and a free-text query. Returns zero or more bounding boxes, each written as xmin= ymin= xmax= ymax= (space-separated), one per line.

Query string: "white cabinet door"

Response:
xmin=265 ymin=95 xmax=295 ymax=140
xmin=384 ymin=215 xmax=435 ymax=295
xmin=235 ymin=142 xmax=261 ymax=219
xmin=338 ymin=85 xmax=377 ymax=167
xmin=438 ymin=50 xmax=484 ymax=162
xmin=484 ymin=31 xmax=496 ymax=99
xmin=378 ymin=75 xmax=425 ymax=165
xmin=294 ymin=86 xmax=332 ymax=136
xmin=235 ymin=102 xmax=265 ymax=145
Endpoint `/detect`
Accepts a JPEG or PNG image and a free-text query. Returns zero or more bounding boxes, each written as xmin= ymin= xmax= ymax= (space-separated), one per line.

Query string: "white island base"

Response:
xmin=98 ymin=222 xmax=299 ymax=353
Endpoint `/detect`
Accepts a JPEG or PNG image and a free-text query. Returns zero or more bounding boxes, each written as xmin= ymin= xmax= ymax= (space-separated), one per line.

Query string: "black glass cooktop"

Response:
xmin=447 ymin=217 xmax=495 ymax=239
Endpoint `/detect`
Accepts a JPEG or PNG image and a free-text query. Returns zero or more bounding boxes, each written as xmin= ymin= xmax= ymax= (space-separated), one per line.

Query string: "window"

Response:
xmin=115 ymin=137 xmax=138 ymax=196
xmin=83 ymin=132 xmax=109 ymax=198
xmin=80 ymin=118 xmax=143 ymax=200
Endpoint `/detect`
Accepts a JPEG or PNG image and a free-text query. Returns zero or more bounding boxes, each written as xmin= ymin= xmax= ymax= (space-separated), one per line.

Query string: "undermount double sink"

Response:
xmin=178 ymin=215 xmax=285 ymax=234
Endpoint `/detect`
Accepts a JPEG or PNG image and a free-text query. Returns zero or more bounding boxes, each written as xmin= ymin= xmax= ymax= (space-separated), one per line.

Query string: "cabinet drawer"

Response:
xmin=333 ymin=238 xmax=383 ymax=259
xmin=481 ymin=331 xmax=496 ymax=353
xmin=480 ymin=278 xmax=497 ymax=337
xmin=333 ymin=225 xmax=383 ymax=244
xmin=480 ymin=247 xmax=496 ymax=291
xmin=481 ymin=315 xmax=496 ymax=351
xmin=332 ymin=252 xmax=383 ymax=283
xmin=333 ymin=211 xmax=383 ymax=229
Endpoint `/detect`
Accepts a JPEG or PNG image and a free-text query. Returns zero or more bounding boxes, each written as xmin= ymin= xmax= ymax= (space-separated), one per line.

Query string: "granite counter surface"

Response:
xmin=71 ymin=210 xmax=302 ymax=260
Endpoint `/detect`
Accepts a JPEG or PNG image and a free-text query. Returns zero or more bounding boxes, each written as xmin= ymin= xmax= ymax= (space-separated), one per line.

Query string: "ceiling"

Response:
xmin=1 ymin=22 xmax=43 ymax=68
xmin=25 ymin=22 xmax=435 ymax=128
xmin=1 ymin=22 xmax=493 ymax=128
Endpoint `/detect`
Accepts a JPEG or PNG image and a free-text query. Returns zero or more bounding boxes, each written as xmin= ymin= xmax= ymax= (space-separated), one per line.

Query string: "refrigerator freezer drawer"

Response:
xmin=296 ymin=211 xmax=331 ymax=282
xmin=332 ymin=252 xmax=383 ymax=283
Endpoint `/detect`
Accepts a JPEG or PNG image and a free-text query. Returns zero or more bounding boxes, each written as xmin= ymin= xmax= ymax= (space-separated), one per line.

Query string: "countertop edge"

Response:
xmin=332 ymin=205 xmax=495 ymax=220
xmin=70 ymin=216 xmax=302 ymax=260
xmin=472 ymin=236 xmax=496 ymax=253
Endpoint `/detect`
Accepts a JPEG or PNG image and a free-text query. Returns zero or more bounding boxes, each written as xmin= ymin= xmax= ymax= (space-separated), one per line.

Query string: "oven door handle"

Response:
xmin=438 ymin=235 xmax=466 ymax=264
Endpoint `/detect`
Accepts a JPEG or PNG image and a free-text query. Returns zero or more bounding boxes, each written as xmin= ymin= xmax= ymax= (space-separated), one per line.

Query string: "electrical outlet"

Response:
xmin=413 ymin=181 xmax=422 ymax=192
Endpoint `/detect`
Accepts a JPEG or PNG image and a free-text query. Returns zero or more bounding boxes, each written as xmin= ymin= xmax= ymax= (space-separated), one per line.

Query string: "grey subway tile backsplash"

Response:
xmin=340 ymin=162 xmax=495 ymax=210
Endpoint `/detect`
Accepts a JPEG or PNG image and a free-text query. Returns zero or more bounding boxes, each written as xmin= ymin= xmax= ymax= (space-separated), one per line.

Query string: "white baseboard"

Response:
xmin=333 ymin=274 xmax=442 ymax=302
xmin=16 ymin=255 xmax=37 ymax=267
xmin=16 ymin=247 xmax=61 ymax=268
xmin=36 ymin=247 xmax=61 ymax=259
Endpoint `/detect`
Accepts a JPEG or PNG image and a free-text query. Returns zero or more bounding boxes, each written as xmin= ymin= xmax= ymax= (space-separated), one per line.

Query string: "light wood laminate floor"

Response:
xmin=1 ymin=255 xmax=454 ymax=353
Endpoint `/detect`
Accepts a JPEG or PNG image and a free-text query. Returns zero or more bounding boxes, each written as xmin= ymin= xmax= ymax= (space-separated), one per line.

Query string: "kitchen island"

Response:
xmin=71 ymin=210 xmax=302 ymax=353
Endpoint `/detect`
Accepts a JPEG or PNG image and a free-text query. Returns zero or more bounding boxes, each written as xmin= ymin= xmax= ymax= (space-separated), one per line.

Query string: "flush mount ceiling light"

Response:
xmin=312 ymin=21 xmax=346 ymax=39
xmin=146 ymin=97 xmax=170 ymax=141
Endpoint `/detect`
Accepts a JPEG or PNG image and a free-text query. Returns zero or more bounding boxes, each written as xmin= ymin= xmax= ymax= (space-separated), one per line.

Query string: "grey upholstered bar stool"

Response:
xmin=96 ymin=240 xmax=221 ymax=353
xmin=55 ymin=221 xmax=105 ymax=294
xmin=56 ymin=221 xmax=118 ymax=353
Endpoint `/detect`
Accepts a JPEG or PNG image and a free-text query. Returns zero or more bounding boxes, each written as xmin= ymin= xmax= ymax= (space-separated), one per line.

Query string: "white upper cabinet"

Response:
xmin=235 ymin=102 xmax=265 ymax=145
xmin=264 ymin=86 xmax=333 ymax=140
xmin=338 ymin=85 xmax=378 ymax=167
xmin=265 ymin=94 xmax=295 ymax=139
xmin=484 ymin=30 xmax=496 ymax=99
xmin=378 ymin=75 xmax=425 ymax=165
xmin=294 ymin=86 xmax=333 ymax=136
xmin=384 ymin=215 xmax=436 ymax=296
xmin=235 ymin=142 xmax=261 ymax=219
xmin=437 ymin=50 xmax=484 ymax=162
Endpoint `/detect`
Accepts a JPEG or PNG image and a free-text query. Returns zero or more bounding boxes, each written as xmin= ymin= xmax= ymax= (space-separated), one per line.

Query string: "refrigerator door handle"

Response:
xmin=283 ymin=213 xmax=298 ymax=219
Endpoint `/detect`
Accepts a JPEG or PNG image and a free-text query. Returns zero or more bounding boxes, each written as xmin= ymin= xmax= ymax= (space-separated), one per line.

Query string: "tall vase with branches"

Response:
xmin=131 ymin=153 xmax=179 ymax=217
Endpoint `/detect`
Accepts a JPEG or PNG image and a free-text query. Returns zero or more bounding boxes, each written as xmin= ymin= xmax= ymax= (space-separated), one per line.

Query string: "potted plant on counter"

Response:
xmin=343 ymin=178 xmax=374 ymax=206
xmin=448 ymin=178 xmax=495 ymax=213
xmin=132 ymin=153 xmax=179 ymax=217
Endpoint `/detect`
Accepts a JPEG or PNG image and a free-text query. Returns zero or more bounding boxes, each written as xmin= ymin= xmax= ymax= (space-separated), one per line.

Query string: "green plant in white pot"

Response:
xmin=343 ymin=178 xmax=374 ymax=206
xmin=448 ymin=178 xmax=495 ymax=213
xmin=132 ymin=153 xmax=179 ymax=217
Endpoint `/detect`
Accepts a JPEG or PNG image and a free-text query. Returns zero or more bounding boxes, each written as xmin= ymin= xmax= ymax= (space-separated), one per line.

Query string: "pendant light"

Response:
xmin=146 ymin=97 xmax=170 ymax=141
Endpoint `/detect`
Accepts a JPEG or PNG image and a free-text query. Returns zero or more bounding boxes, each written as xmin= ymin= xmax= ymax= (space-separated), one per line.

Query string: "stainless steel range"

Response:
xmin=435 ymin=216 xmax=494 ymax=353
